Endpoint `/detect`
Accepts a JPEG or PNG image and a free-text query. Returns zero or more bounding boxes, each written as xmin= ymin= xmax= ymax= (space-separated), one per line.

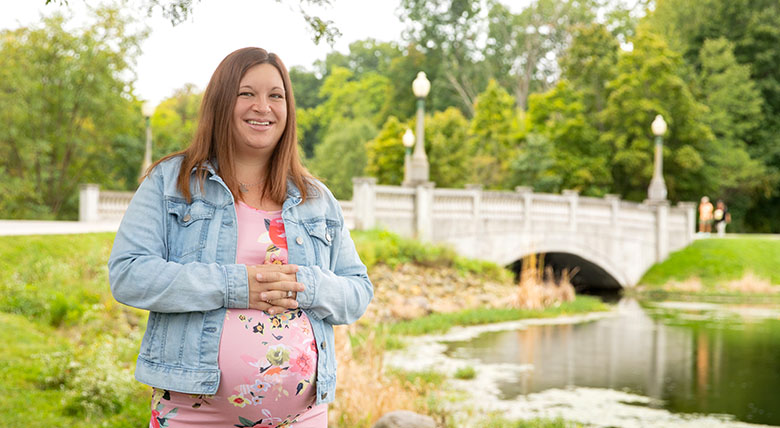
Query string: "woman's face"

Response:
xmin=232 ymin=63 xmax=288 ymax=158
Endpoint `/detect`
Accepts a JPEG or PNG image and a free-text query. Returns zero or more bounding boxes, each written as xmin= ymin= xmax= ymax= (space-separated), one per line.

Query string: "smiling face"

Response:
xmin=232 ymin=63 xmax=288 ymax=159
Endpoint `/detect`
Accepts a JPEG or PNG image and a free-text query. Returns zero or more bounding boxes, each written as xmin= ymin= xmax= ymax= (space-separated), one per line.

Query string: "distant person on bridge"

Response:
xmin=713 ymin=199 xmax=731 ymax=237
xmin=108 ymin=47 xmax=373 ymax=428
xmin=698 ymin=196 xmax=714 ymax=234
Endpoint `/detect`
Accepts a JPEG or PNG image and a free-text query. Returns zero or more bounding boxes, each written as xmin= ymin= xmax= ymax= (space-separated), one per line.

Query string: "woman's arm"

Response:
xmin=108 ymin=167 xmax=250 ymax=313
xmin=294 ymin=196 xmax=373 ymax=325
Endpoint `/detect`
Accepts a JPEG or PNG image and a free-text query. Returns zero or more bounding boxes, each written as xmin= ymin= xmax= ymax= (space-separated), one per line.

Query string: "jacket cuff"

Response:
xmin=296 ymin=265 xmax=319 ymax=312
xmin=223 ymin=264 xmax=249 ymax=308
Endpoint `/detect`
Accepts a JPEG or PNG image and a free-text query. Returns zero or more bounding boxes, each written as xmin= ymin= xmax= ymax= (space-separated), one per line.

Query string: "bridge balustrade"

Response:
xmin=80 ymin=178 xmax=696 ymax=287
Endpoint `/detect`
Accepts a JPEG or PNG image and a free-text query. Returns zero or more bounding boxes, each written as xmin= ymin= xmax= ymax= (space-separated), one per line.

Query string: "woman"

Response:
xmin=109 ymin=47 xmax=373 ymax=427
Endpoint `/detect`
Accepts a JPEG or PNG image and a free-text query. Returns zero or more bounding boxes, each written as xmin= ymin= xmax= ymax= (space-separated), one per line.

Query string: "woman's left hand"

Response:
xmin=247 ymin=264 xmax=304 ymax=314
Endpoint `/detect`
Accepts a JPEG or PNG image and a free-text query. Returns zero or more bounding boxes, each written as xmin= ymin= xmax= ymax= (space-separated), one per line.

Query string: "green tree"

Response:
xmin=308 ymin=119 xmax=376 ymax=200
xmin=426 ymin=107 xmax=471 ymax=188
xmin=151 ymin=84 xmax=202 ymax=159
xmin=485 ymin=0 xmax=597 ymax=109
xmin=526 ymin=81 xmax=611 ymax=195
xmin=468 ymin=80 xmax=521 ymax=188
xmin=648 ymin=0 xmax=780 ymax=230
xmin=599 ymin=26 xmax=712 ymax=202
xmin=400 ymin=0 xmax=488 ymax=115
xmin=559 ymin=23 xmax=620 ymax=125
xmin=697 ymin=38 xmax=775 ymax=231
xmin=365 ymin=116 xmax=406 ymax=185
xmin=289 ymin=66 xmax=323 ymax=111
xmin=0 ymin=8 xmax=147 ymax=219
xmin=302 ymin=67 xmax=389 ymax=162
xmin=47 ymin=0 xmax=343 ymax=44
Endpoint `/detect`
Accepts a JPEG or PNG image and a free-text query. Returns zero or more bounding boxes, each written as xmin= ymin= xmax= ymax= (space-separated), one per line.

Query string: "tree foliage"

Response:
xmin=151 ymin=84 xmax=202 ymax=159
xmin=598 ymin=26 xmax=712 ymax=201
xmin=46 ymin=0 xmax=343 ymax=44
xmin=308 ymin=119 xmax=376 ymax=200
xmin=0 ymin=8 xmax=147 ymax=219
xmin=468 ymin=80 xmax=521 ymax=188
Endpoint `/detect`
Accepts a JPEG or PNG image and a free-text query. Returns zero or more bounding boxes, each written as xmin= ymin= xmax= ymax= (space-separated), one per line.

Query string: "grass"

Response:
xmin=0 ymin=232 xmax=608 ymax=428
xmin=387 ymin=296 xmax=608 ymax=336
xmin=640 ymin=237 xmax=780 ymax=286
xmin=0 ymin=233 xmax=149 ymax=428
xmin=453 ymin=366 xmax=476 ymax=380
xmin=481 ymin=414 xmax=585 ymax=428
xmin=351 ymin=229 xmax=511 ymax=279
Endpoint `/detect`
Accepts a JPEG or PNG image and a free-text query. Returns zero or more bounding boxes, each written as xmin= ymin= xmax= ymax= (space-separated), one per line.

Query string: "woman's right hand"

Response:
xmin=247 ymin=264 xmax=305 ymax=314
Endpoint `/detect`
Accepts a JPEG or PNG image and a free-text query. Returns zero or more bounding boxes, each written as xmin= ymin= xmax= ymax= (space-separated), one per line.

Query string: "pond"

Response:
xmin=389 ymin=299 xmax=780 ymax=427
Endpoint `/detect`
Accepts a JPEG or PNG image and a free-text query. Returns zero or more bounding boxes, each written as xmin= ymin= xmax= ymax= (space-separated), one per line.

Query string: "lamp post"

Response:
xmin=647 ymin=114 xmax=668 ymax=201
xmin=140 ymin=101 xmax=155 ymax=179
xmin=404 ymin=71 xmax=430 ymax=186
xmin=402 ymin=129 xmax=415 ymax=184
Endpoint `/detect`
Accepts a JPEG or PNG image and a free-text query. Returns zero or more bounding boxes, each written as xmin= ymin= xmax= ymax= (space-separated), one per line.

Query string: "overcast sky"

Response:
xmin=0 ymin=0 xmax=408 ymax=105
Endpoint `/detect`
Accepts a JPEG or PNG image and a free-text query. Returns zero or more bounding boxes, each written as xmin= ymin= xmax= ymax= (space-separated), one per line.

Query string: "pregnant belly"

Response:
xmin=218 ymin=308 xmax=318 ymax=422
xmin=157 ymin=308 xmax=319 ymax=427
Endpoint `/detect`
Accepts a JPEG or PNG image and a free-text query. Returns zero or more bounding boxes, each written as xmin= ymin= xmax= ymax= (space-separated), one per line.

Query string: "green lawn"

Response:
xmin=639 ymin=236 xmax=780 ymax=286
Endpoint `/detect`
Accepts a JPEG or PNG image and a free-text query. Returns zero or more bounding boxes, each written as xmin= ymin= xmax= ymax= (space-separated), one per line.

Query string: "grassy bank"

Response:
xmin=0 ymin=231 xmax=604 ymax=427
xmin=637 ymin=236 xmax=780 ymax=297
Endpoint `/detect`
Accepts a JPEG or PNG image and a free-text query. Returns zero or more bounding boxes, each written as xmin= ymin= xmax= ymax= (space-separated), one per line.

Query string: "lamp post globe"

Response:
xmin=648 ymin=114 xmax=668 ymax=201
xmin=412 ymin=71 xmax=431 ymax=98
xmin=651 ymin=114 xmax=667 ymax=137
xmin=406 ymin=72 xmax=430 ymax=186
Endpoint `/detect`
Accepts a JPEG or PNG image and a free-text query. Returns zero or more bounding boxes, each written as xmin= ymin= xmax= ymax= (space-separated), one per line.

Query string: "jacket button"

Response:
xmin=296 ymin=236 xmax=303 ymax=245
xmin=321 ymin=392 xmax=328 ymax=400
xmin=320 ymin=341 xmax=326 ymax=350
xmin=182 ymin=214 xmax=191 ymax=222
xmin=325 ymin=231 xmax=332 ymax=242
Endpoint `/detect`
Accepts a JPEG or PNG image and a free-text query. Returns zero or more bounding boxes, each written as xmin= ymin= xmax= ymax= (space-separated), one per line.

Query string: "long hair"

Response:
xmin=148 ymin=47 xmax=313 ymax=203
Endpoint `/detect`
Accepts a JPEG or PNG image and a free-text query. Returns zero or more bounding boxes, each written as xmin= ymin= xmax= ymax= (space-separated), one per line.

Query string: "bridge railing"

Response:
xmin=78 ymin=184 xmax=357 ymax=228
xmin=79 ymin=179 xmax=695 ymax=269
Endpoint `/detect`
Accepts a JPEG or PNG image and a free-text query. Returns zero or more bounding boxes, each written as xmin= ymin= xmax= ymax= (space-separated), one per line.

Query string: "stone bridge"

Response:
xmin=80 ymin=178 xmax=696 ymax=289
xmin=346 ymin=179 xmax=696 ymax=288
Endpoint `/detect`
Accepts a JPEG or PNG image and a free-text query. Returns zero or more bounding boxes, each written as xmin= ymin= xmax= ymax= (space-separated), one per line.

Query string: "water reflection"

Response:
xmin=443 ymin=299 xmax=780 ymax=425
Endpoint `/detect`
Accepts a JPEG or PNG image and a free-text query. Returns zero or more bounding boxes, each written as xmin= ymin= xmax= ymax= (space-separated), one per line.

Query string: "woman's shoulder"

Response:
xmin=295 ymin=177 xmax=343 ymax=216
xmin=150 ymin=155 xmax=186 ymax=176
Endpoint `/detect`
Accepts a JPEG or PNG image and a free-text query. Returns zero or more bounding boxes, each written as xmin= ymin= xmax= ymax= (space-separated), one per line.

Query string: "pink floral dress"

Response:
xmin=151 ymin=201 xmax=326 ymax=427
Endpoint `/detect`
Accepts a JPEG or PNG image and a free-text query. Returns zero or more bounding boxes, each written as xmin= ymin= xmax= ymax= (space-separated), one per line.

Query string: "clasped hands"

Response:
xmin=247 ymin=264 xmax=304 ymax=315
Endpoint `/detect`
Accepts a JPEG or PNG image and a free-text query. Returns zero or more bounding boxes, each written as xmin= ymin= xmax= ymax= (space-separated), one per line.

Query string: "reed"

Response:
xmin=513 ymin=253 xmax=576 ymax=310
xmin=328 ymin=325 xmax=430 ymax=428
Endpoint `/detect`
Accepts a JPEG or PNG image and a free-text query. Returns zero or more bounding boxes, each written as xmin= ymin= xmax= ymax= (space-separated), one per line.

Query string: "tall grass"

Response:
xmin=513 ymin=253 xmax=576 ymax=310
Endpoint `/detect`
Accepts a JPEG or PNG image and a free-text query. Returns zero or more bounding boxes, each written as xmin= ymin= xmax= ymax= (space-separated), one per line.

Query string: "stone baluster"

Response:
xmin=414 ymin=182 xmax=435 ymax=242
xmin=562 ymin=189 xmax=579 ymax=232
xmin=352 ymin=177 xmax=377 ymax=230
xmin=677 ymin=202 xmax=697 ymax=245
xmin=79 ymin=184 xmax=100 ymax=222
xmin=466 ymin=184 xmax=483 ymax=252
xmin=515 ymin=186 xmax=533 ymax=233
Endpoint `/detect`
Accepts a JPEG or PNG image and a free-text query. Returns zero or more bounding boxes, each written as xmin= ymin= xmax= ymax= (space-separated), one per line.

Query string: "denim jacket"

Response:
xmin=108 ymin=156 xmax=373 ymax=405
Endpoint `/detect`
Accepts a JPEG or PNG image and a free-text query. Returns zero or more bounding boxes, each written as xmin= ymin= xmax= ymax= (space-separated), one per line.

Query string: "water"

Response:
xmin=441 ymin=299 xmax=780 ymax=426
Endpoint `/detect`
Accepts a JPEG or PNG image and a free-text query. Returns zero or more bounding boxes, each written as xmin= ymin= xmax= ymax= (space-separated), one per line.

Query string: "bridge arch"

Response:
xmin=503 ymin=241 xmax=628 ymax=289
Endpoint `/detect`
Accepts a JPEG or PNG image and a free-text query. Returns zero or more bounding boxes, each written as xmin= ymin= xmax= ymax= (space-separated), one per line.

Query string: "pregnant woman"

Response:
xmin=108 ymin=47 xmax=373 ymax=427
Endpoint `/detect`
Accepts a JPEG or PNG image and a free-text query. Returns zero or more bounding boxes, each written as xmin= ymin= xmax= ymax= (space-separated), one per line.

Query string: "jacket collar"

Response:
xmin=194 ymin=158 xmax=306 ymax=201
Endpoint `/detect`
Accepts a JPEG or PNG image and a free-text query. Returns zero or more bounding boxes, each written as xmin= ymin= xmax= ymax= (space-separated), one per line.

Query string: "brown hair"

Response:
xmin=148 ymin=47 xmax=313 ymax=203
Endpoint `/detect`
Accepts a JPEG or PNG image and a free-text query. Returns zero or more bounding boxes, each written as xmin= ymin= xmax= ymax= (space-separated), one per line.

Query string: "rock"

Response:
xmin=372 ymin=410 xmax=436 ymax=428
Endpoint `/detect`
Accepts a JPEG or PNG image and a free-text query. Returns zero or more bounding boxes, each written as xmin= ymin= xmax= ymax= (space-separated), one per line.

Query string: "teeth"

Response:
xmin=248 ymin=120 xmax=270 ymax=126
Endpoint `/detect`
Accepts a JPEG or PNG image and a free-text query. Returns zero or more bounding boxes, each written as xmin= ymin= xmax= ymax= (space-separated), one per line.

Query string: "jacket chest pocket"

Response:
xmin=166 ymin=199 xmax=216 ymax=263
xmin=303 ymin=219 xmax=339 ymax=269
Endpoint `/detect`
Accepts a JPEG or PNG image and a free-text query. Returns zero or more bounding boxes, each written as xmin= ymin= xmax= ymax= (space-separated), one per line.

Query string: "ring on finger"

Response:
xmin=286 ymin=290 xmax=294 ymax=298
